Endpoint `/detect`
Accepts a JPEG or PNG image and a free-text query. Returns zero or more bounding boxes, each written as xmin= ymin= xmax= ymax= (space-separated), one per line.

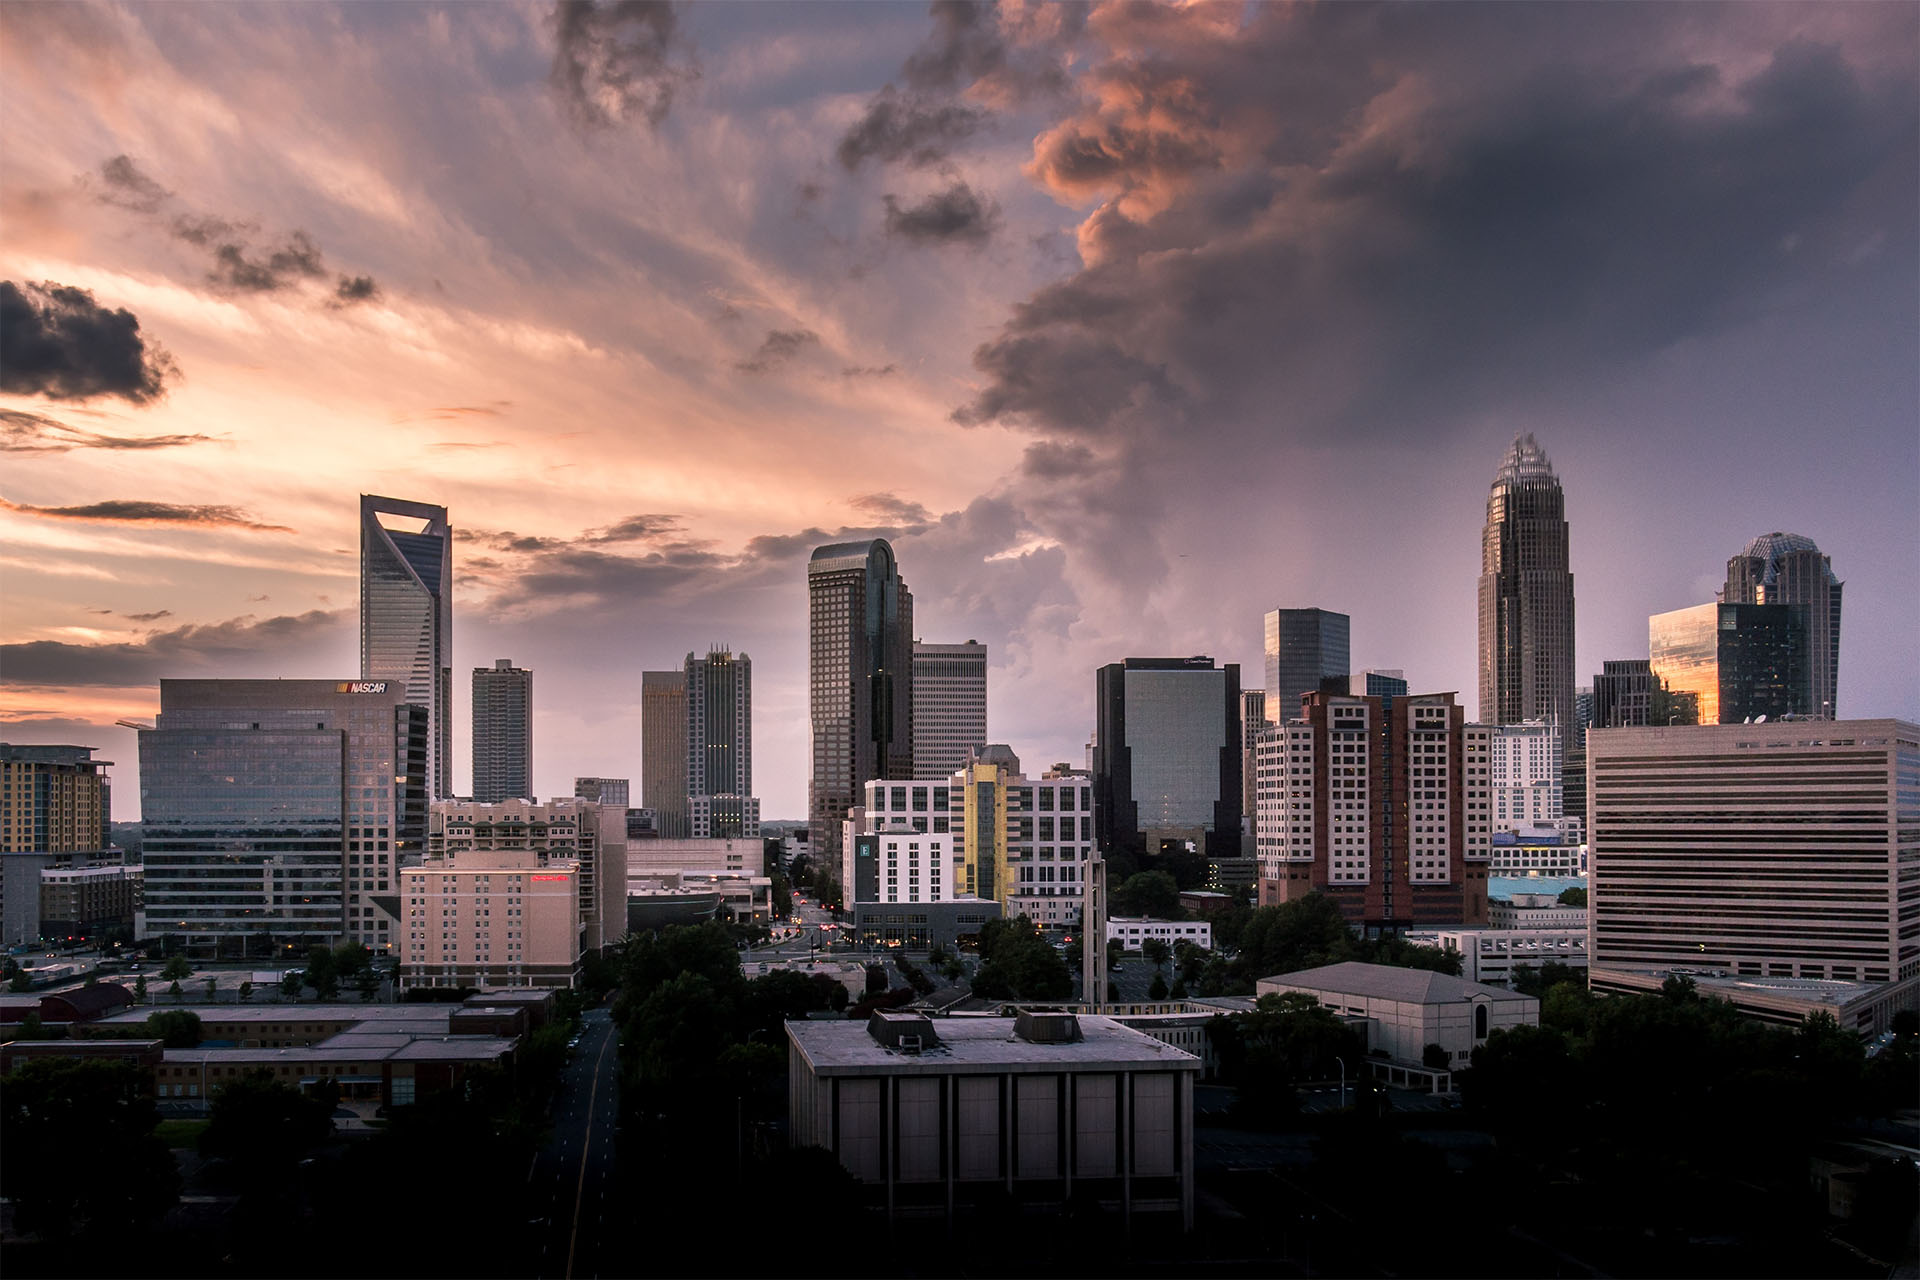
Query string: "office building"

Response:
xmin=1094 ymin=657 xmax=1241 ymax=863
xmin=360 ymin=495 xmax=452 ymax=799
xmin=400 ymin=847 xmax=583 ymax=990
xmin=912 ymin=640 xmax=988 ymax=777
xmin=1344 ymin=670 xmax=1409 ymax=706
xmin=471 ymin=659 xmax=532 ymax=804
xmin=1587 ymin=720 xmax=1918 ymax=987
xmin=640 ymin=671 xmax=689 ymax=839
xmin=39 ymin=863 xmax=143 ymax=944
xmin=1107 ymin=917 xmax=1213 ymax=952
xmin=787 ymin=1010 xmax=1199 ymax=1228
xmin=1648 ymin=601 xmax=1807 ymax=725
xmin=1592 ymin=659 xmax=1655 ymax=730
xmin=1239 ymin=689 xmax=1265 ymax=836
xmin=429 ymin=798 xmax=628 ymax=952
xmin=808 ymin=540 xmax=913 ymax=864
xmin=1262 ymin=609 xmax=1349 ymax=722
xmin=1489 ymin=721 xmax=1563 ymax=833
xmin=1477 ymin=434 xmax=1575 ymax=734
xmin=1 ymin=744 xmax=112 ymax=856
xmin=686 ymin=647 xmax=758 ymax=838
xmin=1723 ymin=531 xmax=1842 ymax=719
xmin=573 ymin=777 xmax=629 ymax=807
xmin=1254 ymin=690 xmax=1491 ymax=927
xmin=139 ymin=680 xmax=428 ymax=956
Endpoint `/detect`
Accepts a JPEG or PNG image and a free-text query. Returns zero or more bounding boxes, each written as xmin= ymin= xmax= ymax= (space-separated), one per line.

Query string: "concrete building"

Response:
xmin=430 ymin=798 xmax=628 ymax=952
xmin=1723 ymin=531 xmax=1843 ymax=719
xmin=39 ymin=863 xmax=143 ymax=944
xmin=1409 ymin=927 xmax=1589 ymax=987
xmin=1094 ymin=657 xmax=1241 ymax=864
xmin=1488 ymin=892 xmax=1588 ymax=930
xmin=850 ymin=899 xmax=1003 ymax=952
xmin=1 ymin=744 xmax=119 ymax=946
xmin=471 ymin=659 xmax=532 ymax=804
xmin=1254 ymin=691 xmax=1491 ymax=927
xmin=686 ymin=647 xmax=758 ymax=838
xmin=573 ymin=777 xmax=629 ymax=806
xmin=1487 ymin=827 xmax=1585 ymax=878
xmin=1489 ymin=721 xmax=1563 ymax=833
xmin=625 ymin=836 xmax=762 ymax=880
xmin=641 ymin=671 xmax=690 ymax=839
xmin=809 ymin=540 xmax=914 ymax=865
xmin=360 ymin=495 xmax=452 ymax=799
xmin=787 ymin=1010 xmax=1200 ymax=1228
xmin=1478 ymin=434 xmax=1576 ymax=736
xmin=1587 ymin=968 xmax=1913 ymax=1036
xmin=1256 ymin=961 xmax=1538 ymax=1087
xmin=1105 ymin=918 xmax=1213 ymax=952
xmin=1239 ymin=689 xmax=1265 ymax=837
xmin=139 ymin=679 xmax=428 ymax=956
xmin=912 ymin=640 xmax=988 ymax=778
xmin=850 ymin=826 xmax=955 ymax=907
xmin=1588 ymin=719 xmax=1919 ymax=987
xmin=1262 ymin=609 xmax=1350 ymax=723
xmin=400 ymin=847 xmax=583 ymax=989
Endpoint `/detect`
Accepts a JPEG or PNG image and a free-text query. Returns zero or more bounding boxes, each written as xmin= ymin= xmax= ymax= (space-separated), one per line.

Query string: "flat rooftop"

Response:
xmin=94 ymin=1005 xmax=453 ymax=1028
xmin=788 ymin=1014 xmax=1201 ymax=1076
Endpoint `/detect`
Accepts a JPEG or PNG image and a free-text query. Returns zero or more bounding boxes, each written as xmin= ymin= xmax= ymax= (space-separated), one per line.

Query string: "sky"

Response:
xmin=2 ymin=0 xmax=1915 ymax=822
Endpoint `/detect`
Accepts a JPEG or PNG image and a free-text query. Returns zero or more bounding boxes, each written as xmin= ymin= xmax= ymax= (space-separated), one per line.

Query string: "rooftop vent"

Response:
xmin=1014 ymin=1010 xmax=1083 ymax=1044
xmin=867 ymin=1010 xmax=939 ymax=1052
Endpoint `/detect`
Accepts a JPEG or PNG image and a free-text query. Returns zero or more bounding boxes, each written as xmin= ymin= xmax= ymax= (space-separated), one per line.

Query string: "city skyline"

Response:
xmin=3 ymin=2 xmax=1916 ymax=819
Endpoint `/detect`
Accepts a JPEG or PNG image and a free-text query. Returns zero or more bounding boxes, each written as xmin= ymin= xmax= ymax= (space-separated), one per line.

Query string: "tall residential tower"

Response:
xmin=686 ymin=647 xmax=758 ymax=838
xmin=808 ymin=541 xmax=913 ymax=863
xmin=361 ymin=495 xmax=452 ymax=798
xmin=472 ymin=658 xmax=532 ymax=803
xmin=1477 ymin=435 xmax=1575 ymax=734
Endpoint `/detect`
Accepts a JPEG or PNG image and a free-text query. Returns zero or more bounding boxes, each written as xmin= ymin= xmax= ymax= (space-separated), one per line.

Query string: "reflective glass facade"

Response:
xmin=1650 ymin=602 xmax=1807 ymax=725
xmin=361 ymin=495 xmax=451 ymax=798
xmin=1649 ymin=603 xmax=1720 ymax=726
xmin=1263 ymin=609 xmax=1349 ymax=723
xmin=809 ymin=540 xmax=913 ymax=862
xmin=1478 ymin=435 xmax=1576 ymax=733
xmin=1094 ymin=658 xmax=1241 ymax=860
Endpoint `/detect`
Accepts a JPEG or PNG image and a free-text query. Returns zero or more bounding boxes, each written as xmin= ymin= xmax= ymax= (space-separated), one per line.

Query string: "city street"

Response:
xmin=525 ymin=1006 xmax=621 ymax=1280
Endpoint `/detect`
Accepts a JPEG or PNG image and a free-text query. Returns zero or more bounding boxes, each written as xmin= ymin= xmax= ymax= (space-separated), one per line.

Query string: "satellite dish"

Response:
xmin=1754 ymin=715 xmax=1767 ymax=724
xmin=1743 ymin=716 xmax=1752 ymax=724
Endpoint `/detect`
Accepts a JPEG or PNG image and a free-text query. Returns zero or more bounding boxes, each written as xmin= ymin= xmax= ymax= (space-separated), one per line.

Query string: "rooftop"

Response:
xmin=1491 ymin=432 xmax=1557 ymax=488
xmin=1260 ymin=961 xmax=1528 ymax=1005
xmin=788 ymin=1014 xmax=1202 ymax=1076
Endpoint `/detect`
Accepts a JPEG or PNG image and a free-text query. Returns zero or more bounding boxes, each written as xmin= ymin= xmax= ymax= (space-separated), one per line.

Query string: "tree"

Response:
xmin=205 ymin=976 xmax=219 ymax=1000
xmin=10 ymin=968 xmax=33 ymax=993
xmin=1422 ymin=1043 xmax=1451 ymax=1070
xmin=280 ymin=970 xmax=303 ymax=999
xmin=0 ymin=1059 xmax=178 ymax=1237
xmin=133 ymin=973 xmax=147 ymax=1001
xmin=145 ymin=1009 xmax=203 ymax=1048
xmin=971 ymin=917 xmax=1072 ymax=1001
xmin=1148 ymin=972 xmax=1169 ymax=1000
xmin=239 ymin=980 xmax=254 ymax=1002
xmin=1207 ymin=993 xmax=1365 ymax=1125
xmin=199 ymin=1071 xmax=334 ymax=1178
xmin=1142 ymin=938 xmax=1172 ymax=971
xmin=1106 ymin=937 xmax=1125 ymax=970
xmin=303 ymin=944 xmax=339 ymax=999
xmin=1112 ymin=870 xmax=1181 ymax=920
xmin=167 ymin=980 xmax=182 ymax=1001
xmin=159 ymin=955 xmax=191 ymax=981
xmin=355 ymin=966 xmax=381 ymax=999
xmin=1557 ymin=886 xmax=1587 ymax=907
xmin=865 ymin=964 xmax=889 ymax=995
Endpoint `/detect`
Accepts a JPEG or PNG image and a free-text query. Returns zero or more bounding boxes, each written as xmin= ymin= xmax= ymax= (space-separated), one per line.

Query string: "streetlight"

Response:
xmin=1334 ymin=1056 xmax=1347 ymax=1110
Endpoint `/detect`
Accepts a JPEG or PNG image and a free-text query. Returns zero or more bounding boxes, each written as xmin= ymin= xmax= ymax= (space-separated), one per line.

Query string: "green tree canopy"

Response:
xmin=158 ymin=955 xmax=191 ymax=981
xmin=972 ymin=916 xmax=1073 ymax=1001
xmin=145 ymin=1009 xmax=202 ymax=1048
xmin=199 ymin=1070 xmax=334 ymax=1177
xmin=0 ymin=1059 xmax=178 ymax=1237
xmin=1112 ymin=870 xmax=1182 ymax=920
xmin=1557 ymin=886 xmax=1587 ymax=907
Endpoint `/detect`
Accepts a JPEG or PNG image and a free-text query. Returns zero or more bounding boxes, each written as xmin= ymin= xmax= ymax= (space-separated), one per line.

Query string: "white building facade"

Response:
xmin=1105 ymin=917 xmax=1213 ymax=952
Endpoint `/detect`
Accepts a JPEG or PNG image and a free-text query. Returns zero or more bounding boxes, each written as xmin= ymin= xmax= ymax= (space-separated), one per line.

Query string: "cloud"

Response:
xmin=124 ymin=610 xmax=173 ymax=623
xmin=1 ymin=610 xmax=346 ymax=688
xmin=584 ymin=513 xmax=688 ymax=543
xmin=333 ymin=274 xmax=380 ymax=305
xmin=94 ymin=154 xmax=171 ymax=213
xmin=0 ymin=281 xmax=178 ymax=404
xmin=205 ymin=228 xmax=327 ymax=292
xmin=841 ymin=364 xmax=898 ymax=379
xmin=882 ymin=180 xmax=999 ymax=245
xmin=849 ymin=492 xmax=932 ymax=525
xmin=0 ymin=408 xmax=214 ymax=454
xmin=0 ymin=498 xmax=294 ymax=533
xmin=837 ymin=88 xmax=988 ymax=171
xmin=734 ymin=327 xmax=819 ymax=374
xmin=550 ymin=0 xmax=698 ymax=131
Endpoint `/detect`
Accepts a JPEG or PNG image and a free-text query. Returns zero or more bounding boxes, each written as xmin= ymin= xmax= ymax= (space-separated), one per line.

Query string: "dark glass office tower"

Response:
xmin=1094 ymin=657 xmax=1241 ymax=863
xmin=808 ymin=540 xmax=913 ymax=862
xmin=361 ymin=495 xmax=452 ymax=799
xmin=1723 ymin=532 xmax=1842 ymax=719
xmin=1649 ymin=602 xmax=1807 ymax=723
xmin=1263 ymin=608 xmax=1349 ymax=723
xmin=687 ymin=647 xmax=757 ymax=837
xmin=1478 ymin=434 xmax=1576 ymax=733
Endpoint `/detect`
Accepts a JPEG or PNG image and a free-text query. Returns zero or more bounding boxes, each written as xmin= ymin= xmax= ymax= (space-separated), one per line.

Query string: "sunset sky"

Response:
xmin=3 ymin=0 xmax=1915 ymax=820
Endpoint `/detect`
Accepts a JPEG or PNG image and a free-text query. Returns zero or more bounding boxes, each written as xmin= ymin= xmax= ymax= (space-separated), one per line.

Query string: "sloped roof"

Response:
xmin=1260 ymin=962 xmax=1518 ymax=1005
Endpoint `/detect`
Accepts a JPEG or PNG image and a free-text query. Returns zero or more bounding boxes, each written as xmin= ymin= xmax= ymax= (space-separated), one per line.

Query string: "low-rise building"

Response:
xmin=1407 ymin=928 xmax=1589 ymax=987
xmin=849 ymin=898 xmax=1002 ymax=952
xmin=787 ymin=1010 xmax=1200 ymax=1227
xmin=1588 ymin=967 xmax=1918 ymax=1037
xmin=1255 ymin=961 xmax=1537 ymax=1090
xmin=1105 ymin=917 xmax=1213 ymax=952
xmin=39 ymin=863 xmax=143 ymax=943
xmin=1487 ymin=892 xmax=1587 ymax=930
xmin=400 ymin=847 xmax=584 ymax=990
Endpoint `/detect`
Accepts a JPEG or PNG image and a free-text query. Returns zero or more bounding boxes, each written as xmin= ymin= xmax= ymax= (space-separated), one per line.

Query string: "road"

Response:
xmin=525 ymin=1006 xmax=622 ymax=1279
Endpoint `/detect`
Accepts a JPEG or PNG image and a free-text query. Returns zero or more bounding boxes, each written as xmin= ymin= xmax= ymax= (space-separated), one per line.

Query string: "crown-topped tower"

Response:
xmin=1478 ymin=435 xmax=1575 ymax=733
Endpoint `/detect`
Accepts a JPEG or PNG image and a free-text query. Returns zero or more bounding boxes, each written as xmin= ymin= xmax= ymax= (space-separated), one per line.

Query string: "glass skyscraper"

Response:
xmin=1723 ymin=531 xmax=1842 ymax=719
xmin=1262 ymin=608 xmax=1349 ymax=724
xmin=911 ymin=640 xmax=988 ymax=777
xmin=686 ymin=647 xmax=758 ymax=837
xmin=809 ymin=540 xmax=913 ymax=863
xmin=361 ymin=494 xmax=452 ymax=799
xmin=1094 ymin=656 xmax=1241 ymax=863
xmin=1650 ymin=602 xmax=1807 ymax=724
xmin=1478 ymin=434 xmax=1576 ymax=733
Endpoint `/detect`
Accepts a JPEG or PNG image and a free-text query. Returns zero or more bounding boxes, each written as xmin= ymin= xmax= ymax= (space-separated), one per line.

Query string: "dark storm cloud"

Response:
xmin=734 ymin=328 xmax=819 ymax=374
xmin=882 ymin=181 xmax=999 ymax=245
xmin=95 ymin=154 xmax=170 ymax=213
xmin=0 ymin=281 xmax=178 ymax=404
xmin=1 ymin=610 xmax=345 ymax=688
xmin=0 ymin=409 xmax=214 ymax=454
xmin=0 ymin=498 xmax=293 ymax=533
xmin=550 ymin=0 xmax=698 ymax=131
xmin=836 ymin=1 xmax=1087 ymax=170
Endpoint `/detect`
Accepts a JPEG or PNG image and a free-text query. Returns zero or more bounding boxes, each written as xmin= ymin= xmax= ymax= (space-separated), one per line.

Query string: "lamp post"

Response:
xmin=1334 ymin=1056 xmax=1347 ymax=1110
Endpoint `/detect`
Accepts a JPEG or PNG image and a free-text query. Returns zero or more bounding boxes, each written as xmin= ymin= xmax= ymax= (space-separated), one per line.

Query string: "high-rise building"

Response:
xmin=1572 ymin=686 xmax=1594 ymax=752
xmin=808 ymin=540 xmax=913 ymax=863
xmin=640 ymin=671 xmax=689 ymax=839
xmin=471 ymin=658 xmax=532 ymax=804
xmin=573 ymin=777 xmax=629 ymax=807
xmin=429 ymin=797 xmax=628 ymax=953
xmin=1094 ymin=657 xmax=1241 ymax=863
xmin=1344 ymin=670 xmax=1409 ymax=706
xmin=1263 ymin=609 xmax=1350 ymax=723
xmin=1592 ymin=659 xmax=1654 ymax=730
xmin=139 ymin=679 xmax=428 ymax=955
xmin=1649 ymin=601 xmax=1807 ymax=725
xmin=361 ymin=495 xmax=452 ymax=799
xmin=400 ymin=848 xmax=582 ymax=991
xmin=1488 ymin=721 xmax=1563 ymax=833
xmin=1240 ymin=689 xmax=1266 ymax=836
xmin=1254 ymin=690 xmax=1491 ymax=926
xmin=1588 ymin=719 xmax=1917 ymax=985
xmin=912 ymin=640 xmax=988 ymax=777
xmin=1477 ymin=435 xmax=1575 ymax=735
xmin=1 ymin=744 xmax=117 ymax=948
xmin=686 ymin=647 xmax=757 ymax=838
xmin=1723 ymin=531 xmax=1843 ymax=719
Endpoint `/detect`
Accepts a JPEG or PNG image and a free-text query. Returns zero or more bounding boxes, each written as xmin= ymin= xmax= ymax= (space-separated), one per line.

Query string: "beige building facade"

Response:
xmin=401 ymin=847 xmax=583 ymax=989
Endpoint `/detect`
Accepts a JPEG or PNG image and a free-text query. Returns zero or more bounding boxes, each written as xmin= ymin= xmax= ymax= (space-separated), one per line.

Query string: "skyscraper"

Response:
xmin=640 ymin=671 xmax=689 ymax=839
xmin=1649 ymin=601 xmax=1807 ymax=724
xmin=911 ymin=640 xmax=988 ymax=777
xmin=1477 ymin=435 xmax=1575 ymax=734
xmin=1723 ymin=532 xmax=1843 ymax=719
xmin=1094 ymin=657 xmax=1241 ymax=864
xmin=1262 ymin=609 xmax=1350 ymax=723
xmin=361 ymin=494 xmax=452 ymax=799
xmin=809 ymin=540 xmax=913 ymax=863
xmin=573 ymin=777 xmax=629 ymax=806
xmin=1239 ymin=689 xmax=1266 ymax=836
xmin=472 ymin=658 xmax=532 ymax=803
xmin=686 ymin=647 xmax=758 ymax=838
